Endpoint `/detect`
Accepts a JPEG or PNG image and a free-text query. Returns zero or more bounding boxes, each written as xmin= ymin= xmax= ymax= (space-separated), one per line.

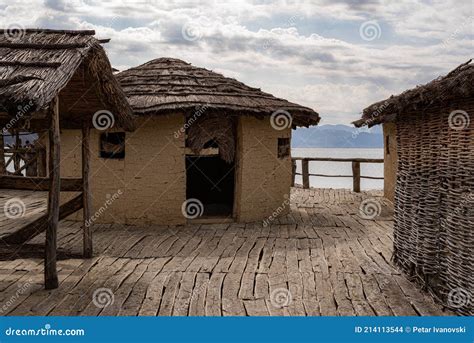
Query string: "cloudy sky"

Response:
xmin=1 ymin=0 xmax=472 ymax=124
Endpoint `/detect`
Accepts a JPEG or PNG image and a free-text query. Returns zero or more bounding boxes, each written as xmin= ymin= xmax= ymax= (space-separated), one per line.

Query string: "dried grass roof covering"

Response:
xmin=0 ymin=28 xmax=135 ymax=130
xmin=354 ymin=60 xmax=474 ymax=127
xmin=117 ymin=58 xmax=320 ymax=127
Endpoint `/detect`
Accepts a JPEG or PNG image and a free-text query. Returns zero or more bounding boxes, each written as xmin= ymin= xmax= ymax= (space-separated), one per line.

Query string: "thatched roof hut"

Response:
xmin=0 ymin=29 xmax=135 ymax=130
xmin=353 ymin=60 xmax=473 ymax=316
xmin=353 ymin=59 xmax=474 ymax=127
xmin=116 ymin=57 xmax=320 ymax=127
xmin=58 ymin=57 xmax=320 ymax=228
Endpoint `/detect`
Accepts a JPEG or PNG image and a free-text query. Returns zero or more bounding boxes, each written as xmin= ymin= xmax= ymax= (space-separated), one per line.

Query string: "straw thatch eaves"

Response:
xmin=116 ymin=58 xmax=320 ymax=127
xmin=0 ymin=29 xmax=135 ymax=131
xmin=353 ymin=59 xmax=474 ymax=127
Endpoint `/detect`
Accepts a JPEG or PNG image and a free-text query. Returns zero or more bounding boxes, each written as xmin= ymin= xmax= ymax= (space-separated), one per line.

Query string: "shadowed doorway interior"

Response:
xmin=186 ymin=154 xmax=234 ymax=217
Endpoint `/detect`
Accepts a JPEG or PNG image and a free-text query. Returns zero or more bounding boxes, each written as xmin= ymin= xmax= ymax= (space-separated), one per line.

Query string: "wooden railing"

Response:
xmin=3 ymin=146 xmax=47 ymax=176
xmin=292 ymin=157 xmax=384 ymax=192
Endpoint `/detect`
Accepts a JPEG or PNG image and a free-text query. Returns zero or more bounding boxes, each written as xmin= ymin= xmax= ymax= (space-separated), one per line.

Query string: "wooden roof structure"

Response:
xmin=353 ymin=59 xmax=474 ymax=127
xmin=0 ymin=29 xmax=136 ymax=290
xmin=0 ymin=28 xmax=135 ymax=130
xmin=116 ymin=58 xmax=320 ymax=127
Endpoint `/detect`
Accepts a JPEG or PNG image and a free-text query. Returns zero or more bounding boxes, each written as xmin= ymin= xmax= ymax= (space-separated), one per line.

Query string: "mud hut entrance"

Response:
xmin=185 ymin=114 xmax=236 ymax=218
xmin=186 ymin=155 xmax=234 ymax=216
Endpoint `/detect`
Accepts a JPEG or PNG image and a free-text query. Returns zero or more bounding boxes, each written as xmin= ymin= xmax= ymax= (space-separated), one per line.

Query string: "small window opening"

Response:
xmin=278 ymin=138 xmax=290 ymax=159
xmin=100 ymin=132 xmax=125 ymax=159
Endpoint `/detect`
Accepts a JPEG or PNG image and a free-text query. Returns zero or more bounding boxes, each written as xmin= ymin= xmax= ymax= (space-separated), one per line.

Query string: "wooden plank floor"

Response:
xmin=0 ymin=188 xmax=451 ymax=316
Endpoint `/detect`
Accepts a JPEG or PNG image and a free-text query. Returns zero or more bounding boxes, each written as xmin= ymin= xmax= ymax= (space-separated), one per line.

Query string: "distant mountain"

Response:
xmin=292 ymin=124 xmax=383 ymax=148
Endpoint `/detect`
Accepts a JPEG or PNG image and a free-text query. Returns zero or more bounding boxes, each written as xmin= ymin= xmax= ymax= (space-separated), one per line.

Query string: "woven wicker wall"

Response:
xmin=393 ymin=101 xmax=473 ymax=315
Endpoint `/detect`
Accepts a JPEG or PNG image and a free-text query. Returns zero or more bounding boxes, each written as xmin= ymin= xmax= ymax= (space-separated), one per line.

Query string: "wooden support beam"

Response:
xmin=3 ymin=193 xmax=84 ymax=244
xmin=14 ymin=130 xmax=20 ymax=172
xmin=291 ymin=159 xmax=296 ymax=187
xmin=352 ymin=161 xmax=361 ymax=193
xmin=45 ymin=96 xmax=60 ymax=290
xmin=82 ymin=122 xmax=92 ymax=258
xmin=0 ymin=175 xmax=82 ymax=191
xmin=37 ymin=147 xmax=46 ymax=177
xmin=0 ymin=133 xmax=5 ymax=175
xmin=302 ymin=159 xmax=310 ymax=189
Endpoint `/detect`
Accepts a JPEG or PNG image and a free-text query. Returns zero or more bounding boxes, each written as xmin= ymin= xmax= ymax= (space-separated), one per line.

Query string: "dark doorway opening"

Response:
xmin=186 ymin=156 xmax=234 ymax=217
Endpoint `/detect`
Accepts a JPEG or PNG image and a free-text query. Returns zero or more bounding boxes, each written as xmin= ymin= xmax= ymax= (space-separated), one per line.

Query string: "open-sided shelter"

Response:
xmin=0 ymin=29 xmax=134 ymax=288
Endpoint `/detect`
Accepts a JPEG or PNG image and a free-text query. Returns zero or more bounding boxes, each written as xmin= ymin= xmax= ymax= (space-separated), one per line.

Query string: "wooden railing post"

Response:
xmin=302 ymin=159 xmax=310 ymax=189
xmin=352 ymin=161 xmax=361 ymax=192
xmin=0 ymin=133 xmax=5 ymax=175
xmin=291 ymin=159 xmax=296 ymax=187
xmin=45 ymin=96 xmax=60 ymax=290
xmin=82 ymin=121 xmax=92 ymax=258
xmin=37 ymin=147 xmax=46 ymax=177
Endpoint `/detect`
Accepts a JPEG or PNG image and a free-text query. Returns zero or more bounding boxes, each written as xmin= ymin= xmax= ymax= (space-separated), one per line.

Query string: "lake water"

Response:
xmin=292 ymin=148 xmax=384 ymax=190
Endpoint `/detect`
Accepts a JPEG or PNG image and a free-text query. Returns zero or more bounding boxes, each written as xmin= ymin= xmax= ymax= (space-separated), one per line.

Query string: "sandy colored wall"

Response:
xmin=383 ymin=122 xmax=398 ymax=202
xmin=60 ymin=114 xmax=186 ymax=226
xmin=234 ymin=116 xmax=292 ymax=223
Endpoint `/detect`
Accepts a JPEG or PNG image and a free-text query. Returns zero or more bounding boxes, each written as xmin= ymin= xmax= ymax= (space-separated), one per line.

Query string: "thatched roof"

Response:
xmin=0 ymin=29 xmax=135 ymax=131
xmin=116 ymin=58 xmax=320 ymax=127
xmin=353 ymin=60 xmax=474 ymax=127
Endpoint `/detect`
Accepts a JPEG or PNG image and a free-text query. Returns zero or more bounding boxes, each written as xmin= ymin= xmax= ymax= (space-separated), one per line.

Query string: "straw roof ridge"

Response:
xmin=0 ymin=28 xmax=135 ymax=130
xmin=117 ymin=57 xmax=320 ymax=127
xmin=353 ymin=59 xmax=474 ymax=127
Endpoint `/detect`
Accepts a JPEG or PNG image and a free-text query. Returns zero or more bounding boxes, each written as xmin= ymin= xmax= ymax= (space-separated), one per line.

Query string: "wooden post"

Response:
xmin=302 ymin=159 xmax=310 ymax=189
xmin=82 ymin=121 xmax=92 ymax=258
xmin=37 ymin=147 xmax=46 ymax=177
xmin=352 ymin=161 xmax=361 ymax=193
xmin=0 ymin=132 xmax=5 ymax=175
xmin=291 ymin=159 xmax=296 ymax=187
xmin=14 ymin=130 xmax=21 ymax=173
xmin=45 ymin=96 xmax=60 ymax=290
